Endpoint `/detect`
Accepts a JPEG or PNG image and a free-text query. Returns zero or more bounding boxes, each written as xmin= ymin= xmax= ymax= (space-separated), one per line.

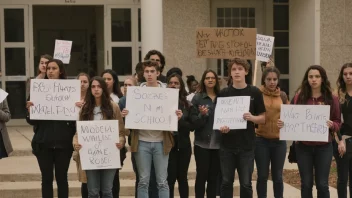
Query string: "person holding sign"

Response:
xmin=277 ymin=65 xmax=341 ymax=198
xmin=26 ymin=59 xmax=77 ymax=198
xmin=101 ymin=69 xmax=123 ymax=104
xmin=122 ymin=61 xmax=181 ymax=198
xmin=333 ymin=63 xmax=352 ymax=198
xmin=218 ymin=58 xmax=266 ymax=198
xmin=166 ymin=73 xmax=194 ymax=198
xmin=73 ymin=76 xmax=127 ymax=198
xmin=190 ymin=69 xmax=221 ymax=198
xmin=255 ymin=67 xmax=288 ymax=198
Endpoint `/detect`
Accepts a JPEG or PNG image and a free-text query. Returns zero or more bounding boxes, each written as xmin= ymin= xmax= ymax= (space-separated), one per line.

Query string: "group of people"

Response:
xmin=18 ymin=48 xmax=352 ymax=198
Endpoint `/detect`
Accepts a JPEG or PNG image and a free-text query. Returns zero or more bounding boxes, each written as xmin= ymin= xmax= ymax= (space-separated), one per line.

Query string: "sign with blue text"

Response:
xmin=125 ymin=87 xmax=179 ymax=131
xmin=280 ymin=104 xmax=330 ymax=142
xmin=29 ymin=79 xmax=80 ymax=120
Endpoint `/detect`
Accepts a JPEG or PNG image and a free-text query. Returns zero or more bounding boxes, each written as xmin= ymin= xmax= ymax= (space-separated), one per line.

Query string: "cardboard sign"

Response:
xmin=196 ymin=28 xmax=257 ymax=59
xmin=280 ymin=105 xmax=330 ymax=142
xmin=256 ymin=34 xmax=275 ymax=62
xmin=213 ymin=96 xmax=250 ymax=130
xmin=54 ymin=40 xmax=72 ymax=64
xmin=29 ymin=79 xmax=80 ymax=120
xmin=77 ymin=120 xmax=121 ymax=170
xmin=125 ymin=86 xmax=179 ymax=131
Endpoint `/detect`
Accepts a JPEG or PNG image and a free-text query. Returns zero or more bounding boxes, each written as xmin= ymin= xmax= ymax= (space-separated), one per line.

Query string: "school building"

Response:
xmin=0 ymin=0 xmax=348 ymax=125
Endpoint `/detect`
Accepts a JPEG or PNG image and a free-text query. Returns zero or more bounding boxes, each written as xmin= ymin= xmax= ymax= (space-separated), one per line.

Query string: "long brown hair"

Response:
xmin=79 ymin=76 xmax=114 ymax=120
xmin=167 ymin=73 xmax=190 ymax=109
xmin=296 ymin=65 xmax=333 ymax=105
xmin=337 ymin=63 xmax=352 ymax=103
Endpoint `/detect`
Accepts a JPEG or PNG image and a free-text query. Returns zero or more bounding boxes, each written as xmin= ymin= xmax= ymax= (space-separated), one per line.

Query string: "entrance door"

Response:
xmin=210 ymin=0 xmax=265 ymax=83
xmin=105 ymin=4 xmax=141 ymax=81
xmin=0 ymin=5 xmax=30 ymax=126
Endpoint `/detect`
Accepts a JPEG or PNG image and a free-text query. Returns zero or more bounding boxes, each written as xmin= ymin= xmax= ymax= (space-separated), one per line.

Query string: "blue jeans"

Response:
xmin=296 ymin=142 xmax=332 ymax=198
xmin=220 ymin=148 xmax=254 ymax=198
xmin=86 ymin=169 xmax=117 ymax=198
xmin=255 ymin=137 xmax=286 ymax=198
xmin=134 ymin=140 xmax=169 ymax=198
xmin=333 ymin=139 xmax=352 ymax=198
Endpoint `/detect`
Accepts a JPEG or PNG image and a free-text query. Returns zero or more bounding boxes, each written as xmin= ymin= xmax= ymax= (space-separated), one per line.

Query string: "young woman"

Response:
xmin=0 ymin=98 xmax=12 ymax=160
xmin=255 ymin=67 xmax=288 ymax=198
xmin=26 ymin=59 xmax=76 ymax=198
xmin=73 ymin=76 xmax=126 ymax=198
xmin=190 ymin=69 xmax=221 ymax=198
xmin=72 ymin=73 xmax=91 ymax=198
xmin=278 ymin=65 xmax=341 ymax=198
xmin=334 ymin=63 xmax=352 ymax=198
xmin=186 ymin=75 xmax=198 ymax=94
xmin=101 ymin=69 xmax=123 ymax=104
xmin=167 ymin=73 xmax=194 ymax=198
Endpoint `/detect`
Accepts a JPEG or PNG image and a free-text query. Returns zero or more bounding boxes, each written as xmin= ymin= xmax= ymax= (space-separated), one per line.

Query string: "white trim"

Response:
xmin=0 ymin=0 xmax=137 ymax=5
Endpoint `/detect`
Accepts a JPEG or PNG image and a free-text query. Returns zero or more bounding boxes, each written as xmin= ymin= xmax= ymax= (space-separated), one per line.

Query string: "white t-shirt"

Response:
xmin=110 ymin=93 xmax=119 ymax=104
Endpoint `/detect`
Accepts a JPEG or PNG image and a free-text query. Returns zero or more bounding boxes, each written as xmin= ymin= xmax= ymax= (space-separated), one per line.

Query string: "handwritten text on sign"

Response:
xmin=196 ymin=28 xmax=257 ymax=59
xmin=280 ymin=105 xmax=330 ymax=142
xmin=54 ymin=40 xmax=72 ymax=64
xmin=30 ymin=79 xmax=80 ymax=120
xmin=77 ymin=120 xmax=121 ymax=170
xmin=256 ymin=34 xmax=275 ymax=62
xmin=125 ymin=87 xmax=179 ymax=131
xmin=213 ymin=96 xmax=250 ymax=130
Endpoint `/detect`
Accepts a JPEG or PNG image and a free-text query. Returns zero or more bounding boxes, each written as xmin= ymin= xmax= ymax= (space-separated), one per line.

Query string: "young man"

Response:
xmin=144 ymin=50 xmax=167 ymax=83
xmin=219 ymin=58 xmax=266 ymax=198
xmin=122 ymin=61 xmax=180 ymax=198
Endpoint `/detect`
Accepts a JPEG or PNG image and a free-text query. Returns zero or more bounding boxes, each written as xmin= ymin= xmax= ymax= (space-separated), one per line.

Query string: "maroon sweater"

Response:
xmin=293 ymin=94 xmax=341 ymax=145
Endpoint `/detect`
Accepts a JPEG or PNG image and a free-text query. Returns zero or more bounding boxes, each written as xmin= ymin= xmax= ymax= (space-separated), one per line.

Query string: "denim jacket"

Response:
xmin=190 ymin=92 xmax=221 ymax=149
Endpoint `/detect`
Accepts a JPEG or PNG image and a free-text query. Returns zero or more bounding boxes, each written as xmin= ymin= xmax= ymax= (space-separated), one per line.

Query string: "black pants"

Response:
xmin=194 ymin=145 xmax=220 ymax=198
xmin=167 ymin=139 xmax=192 ymax=198
xmin=35 ymin=147 xmax=72 ymax=198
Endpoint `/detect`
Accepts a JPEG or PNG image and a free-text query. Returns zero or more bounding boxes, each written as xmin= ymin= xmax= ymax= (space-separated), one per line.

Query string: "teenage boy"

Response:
xmin=122 ymin=61 xmax=181 ymax=198
xmin=144 ymin=50 xmax=167 ymax=83
xmin=219 ymin=58 xmax=266 ymax=198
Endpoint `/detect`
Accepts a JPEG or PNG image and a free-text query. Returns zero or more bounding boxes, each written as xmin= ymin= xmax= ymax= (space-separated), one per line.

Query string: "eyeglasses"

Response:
xmin=205 ymin=77 xmax=216 ymax=80
xmin=150 ymin=58 xmax=160 ymax=62
xmin=168 ymin=81 xmax=180 ymax=85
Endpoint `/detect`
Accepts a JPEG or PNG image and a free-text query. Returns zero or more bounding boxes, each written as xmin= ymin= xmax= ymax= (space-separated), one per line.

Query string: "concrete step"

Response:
xmin=0 ymin=179 xmax=301 ymax=198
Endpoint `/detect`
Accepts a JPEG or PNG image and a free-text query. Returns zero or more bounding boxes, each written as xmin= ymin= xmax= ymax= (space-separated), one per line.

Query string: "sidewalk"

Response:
xmin=0 ymin=126 xmax=338 ymax=197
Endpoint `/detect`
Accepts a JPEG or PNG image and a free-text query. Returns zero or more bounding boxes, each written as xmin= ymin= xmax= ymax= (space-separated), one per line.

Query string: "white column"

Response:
xmin=141 ymin=0 xmax=163 ymax=58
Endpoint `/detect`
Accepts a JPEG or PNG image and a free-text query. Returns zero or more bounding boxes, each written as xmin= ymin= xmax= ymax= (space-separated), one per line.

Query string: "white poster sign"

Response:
xmin=29 ymin=79 xmax=80 ymax=120
xmin=77 ymin=120 xmax=121 ymax=170
xmin=256 ymin=34 xmax=275 ymax=62
xmin=125 ymin=86 xmax=179 ymax=131
xmin=280 ymin=105 xmax=330 ymax=142
xmin=0 ymin=89 xmax=8 ymax=103
xmin=53 ymin=40 xmax=72 ymax=64
xmin=213 ymin=96 xmax=250 ymax=130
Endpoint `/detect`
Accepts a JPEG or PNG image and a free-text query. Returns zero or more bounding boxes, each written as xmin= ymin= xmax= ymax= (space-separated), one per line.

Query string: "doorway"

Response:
xmin=33 ymin=5 xmax=105 ymax=78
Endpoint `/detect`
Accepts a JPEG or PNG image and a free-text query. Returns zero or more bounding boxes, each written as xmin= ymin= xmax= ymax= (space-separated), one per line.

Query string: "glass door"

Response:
xmin=0 ymin=5 xmax=30 ymax=125
xmin=105 ymin=4 xmax=141 ymax=82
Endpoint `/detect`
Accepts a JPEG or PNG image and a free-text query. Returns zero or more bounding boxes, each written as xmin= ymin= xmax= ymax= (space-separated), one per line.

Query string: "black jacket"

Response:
xmin=26 ymin=112 xmax=76 ymax=152
xmin=174 ymin=102 xmax=194 ymax=149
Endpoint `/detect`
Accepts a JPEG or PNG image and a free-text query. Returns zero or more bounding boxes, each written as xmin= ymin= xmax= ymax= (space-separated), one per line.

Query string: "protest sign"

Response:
xmin=256 ymin=34 xmax=275 ymax=62
xmin=29 ymin=79 xmax=80 ymax=120
xmin=0 ymin=89 xmax=8 ymax=103
xmin=196 ymin=28 xmax=256 ymax=59
xmin=125 ymin=87 xmax=179 ymax=131
xmin=53 ymin=40 xmax=72 ymax=64
xmin=77 ymin=120 xmax=121 ymax=170
xmin=213 ymin=96 xmax=250 ymax=130
xmin=280 ymin=105 xmax=330 ymax=142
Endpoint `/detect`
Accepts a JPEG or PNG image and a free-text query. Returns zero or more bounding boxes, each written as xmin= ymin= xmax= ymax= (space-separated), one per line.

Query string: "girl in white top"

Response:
xmin=101 ymin=69 xmax=123 ymax=104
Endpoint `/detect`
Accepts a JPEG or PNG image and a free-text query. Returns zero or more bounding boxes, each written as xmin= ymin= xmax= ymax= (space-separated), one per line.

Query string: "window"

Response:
xmin=273 ymin=0 xmax=289 ymax=94
xmin=216 ymin=7 xmax=255 ymax=77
